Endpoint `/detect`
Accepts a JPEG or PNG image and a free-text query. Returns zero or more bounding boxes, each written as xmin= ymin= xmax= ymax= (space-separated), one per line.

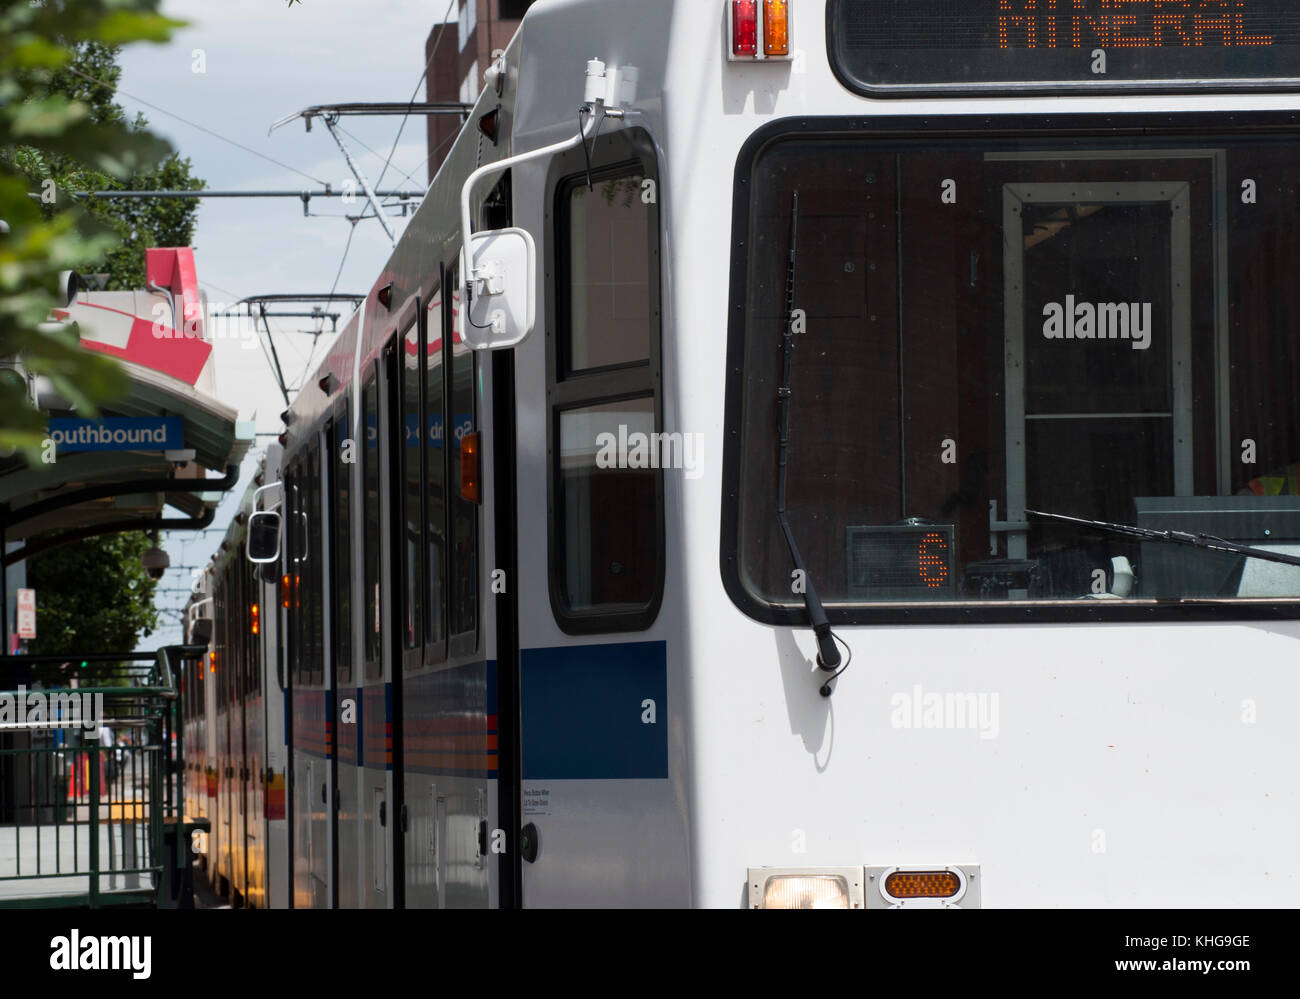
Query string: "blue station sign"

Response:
xmin=47 ymin=416 xmax=185 ymax=453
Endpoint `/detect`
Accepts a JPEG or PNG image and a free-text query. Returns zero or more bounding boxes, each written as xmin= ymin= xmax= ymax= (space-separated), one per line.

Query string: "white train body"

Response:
xmin=194 ymin=0 xmax=1300 ymax=907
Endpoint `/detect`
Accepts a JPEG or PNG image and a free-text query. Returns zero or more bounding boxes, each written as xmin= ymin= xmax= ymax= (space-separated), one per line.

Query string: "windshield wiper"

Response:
xmin=776 ymin=190 xmax=840 ymax=671
xmin=1026 ymin=509 xmax=1300 ymax=569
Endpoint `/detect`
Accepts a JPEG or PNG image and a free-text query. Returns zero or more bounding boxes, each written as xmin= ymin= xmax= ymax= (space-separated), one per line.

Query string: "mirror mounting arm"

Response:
xmin=458 ymin=59 xmax=614 ymax=350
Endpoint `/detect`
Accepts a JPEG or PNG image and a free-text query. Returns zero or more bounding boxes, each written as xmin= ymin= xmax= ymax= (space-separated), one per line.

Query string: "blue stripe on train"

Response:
xmin=520 ymin=641 xmax=668 ymax=781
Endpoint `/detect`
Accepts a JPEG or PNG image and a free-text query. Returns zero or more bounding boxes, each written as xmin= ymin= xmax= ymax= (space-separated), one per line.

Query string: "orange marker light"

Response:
xmin=251 ymin=602 xmax=260 ymax=636
xmin=884 ymin=870 xmax=961 ymax=900
xmin=460 ymin=431 xmax=481 ymax=503
xmin=763 ymin=0 xmax=789 ymax=56
xmin=732 ymin=1 xmax=758 ymax=57
xmin=281 ymin=574 xmax=291 ymax=610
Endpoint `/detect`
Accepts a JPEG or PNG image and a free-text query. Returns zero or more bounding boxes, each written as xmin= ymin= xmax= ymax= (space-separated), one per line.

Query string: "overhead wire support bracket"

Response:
xmin=320 ymin=114 xmax=396 ymax=245
xmin=268 ymin=102 xmax=474 ymax=132
xmin=221 ymin=294 xmax=368 ymax=404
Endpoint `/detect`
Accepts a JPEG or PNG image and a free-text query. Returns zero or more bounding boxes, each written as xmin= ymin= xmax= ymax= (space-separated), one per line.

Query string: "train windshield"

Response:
xmin=734 ymin=129 xmax=1300 ymax=606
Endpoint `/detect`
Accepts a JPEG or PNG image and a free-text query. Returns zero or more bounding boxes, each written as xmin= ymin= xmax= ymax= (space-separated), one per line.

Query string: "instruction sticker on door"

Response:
xmin=523 ymin=786 xmax=551 ymax=816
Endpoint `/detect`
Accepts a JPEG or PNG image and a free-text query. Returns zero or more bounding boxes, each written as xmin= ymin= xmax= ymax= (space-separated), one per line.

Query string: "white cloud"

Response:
xmin=117 ymin=0 xmax=449 ymax=645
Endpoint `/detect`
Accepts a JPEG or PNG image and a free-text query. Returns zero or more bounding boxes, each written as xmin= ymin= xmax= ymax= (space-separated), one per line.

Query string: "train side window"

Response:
xmin=560 ymin=170 xmax=653 ymax=375
xmin=308 ymin=441 xmax=324 ymax=687
xmin=288 ymin=463 xmax=304 ymax=686
xmin=547 ymin=145 xmax=664 ymax=634
xmin=362 ymin=367 xmax=382 ymax=675
xmin=401 ymin=319 xmax=424 ymax=654
xmin=448 ymin=264 xmax=478 ymax=648
xmin=332 ymin=408 xmax=353 ymax=686
xmin=248 ymin=560 xmax=259 ymax=696
xmin=248 ymin=562 xmax=258 ymax=696
xmin=425 ymin=278 xmax=447 ymax=663
xmin=214 ymin=576 xmax=224 ymax=710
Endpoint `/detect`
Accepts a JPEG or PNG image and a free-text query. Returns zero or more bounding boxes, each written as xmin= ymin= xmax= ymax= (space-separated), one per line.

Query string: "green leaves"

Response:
xmin=7 ymin=93 xmax=90 ymax=138
xmin=1 ymin=0 xmax=190 ymax=464
xmin=27 ymin=531 xmax=161 ymax=657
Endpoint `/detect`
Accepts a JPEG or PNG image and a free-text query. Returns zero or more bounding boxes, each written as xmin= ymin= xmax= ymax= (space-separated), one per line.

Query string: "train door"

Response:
xmin=287 ymin=443 xmax=332 ymax=908
xmin=244 ymin=558 xmax=266 ymax=907
xmin=390 ymin=304 xmax=424 ymax=910
xmin=516 ymin=130 xmax=673 ymax=907
xmin=358 ymin=359 xmax=393 ymax=906
xmin=330 ymin=406 xmax=361 ymax=908
xmin=398 ymin=262 xmax=492 ymax=910
xmin=991 ymin=153 xmax=1217 ymax=594
xmin=202 ymin=638 xmax=216 ymax=885
xmin=215 ymin=568 xmax=233 ymax=896
xmin=232 ymin=557 xmax=248 ymax=903
xmin=260 ymin=473 xmax=290 ymax=909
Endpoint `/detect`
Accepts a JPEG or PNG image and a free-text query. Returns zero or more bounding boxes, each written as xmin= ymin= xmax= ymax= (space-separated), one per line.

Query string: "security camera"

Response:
xmin=141 ymin=545 xmax=170 ymax=581
xmin=56 ymin=270 xmax=79 ymax=308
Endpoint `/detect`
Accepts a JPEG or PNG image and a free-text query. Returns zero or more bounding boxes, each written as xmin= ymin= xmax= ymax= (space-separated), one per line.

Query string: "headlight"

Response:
xmin=748 ymin=868 xmax=864 ymax=909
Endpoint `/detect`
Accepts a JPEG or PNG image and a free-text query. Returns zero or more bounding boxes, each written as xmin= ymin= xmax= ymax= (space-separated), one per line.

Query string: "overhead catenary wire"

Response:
xmin=65 ymin=65 xmax=329 ymax=187
xmin=336 ymin=123 xmax=426 ymax=191
xmin=373 ymin=0 xmax=458 ymax=193
xmin=302 ymin=219 xmax=361 ymax=389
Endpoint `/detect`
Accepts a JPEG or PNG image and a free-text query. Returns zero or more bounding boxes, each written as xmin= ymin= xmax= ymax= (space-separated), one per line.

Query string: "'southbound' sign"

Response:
xmin=47 ymin=416 xmax=183 ymax=452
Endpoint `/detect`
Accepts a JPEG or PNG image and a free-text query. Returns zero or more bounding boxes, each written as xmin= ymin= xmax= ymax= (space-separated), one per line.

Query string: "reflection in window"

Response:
xmin=450 ymin=273 xmax=477 ymax=640
xmin=333 ymin=412 xmax=352 ymax=685
xmin=558 ymin=397 xmax=657 ymax=611
xmin=425 ymin=287 xmax=446 ymax=655
xmin=735 ymin=135 xmax=1300 ymax=607
xmin=402 ymin=322 xmax=422 ymax=652
xmin=564 ymin=173 xmax=651 ymax=373
xmin=362 ymin=375 xmax=381 ymax=674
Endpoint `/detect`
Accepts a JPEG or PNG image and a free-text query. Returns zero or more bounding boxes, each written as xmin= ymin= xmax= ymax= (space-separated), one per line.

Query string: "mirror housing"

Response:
xmin=246 ymin=509 xmax=282 ymax=563
xmin=190 ymin=617 xmax=213 ymax=647
xmin=462 ymin=227 xmax=536 ymax=350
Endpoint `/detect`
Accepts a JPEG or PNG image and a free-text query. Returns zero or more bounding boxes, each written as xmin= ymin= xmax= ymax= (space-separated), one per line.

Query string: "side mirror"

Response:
xmin=246 ymin=510 xmax=282 ymax=564
xmin=462 ymin=227 xmax=536 ymax=350
xmin=190 ymin=618 xmax=213 ymax=647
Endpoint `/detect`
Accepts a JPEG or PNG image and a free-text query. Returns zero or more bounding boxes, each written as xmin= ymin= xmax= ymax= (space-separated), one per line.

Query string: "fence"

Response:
xmin=0 ymin=646 xmax=206 ymax=908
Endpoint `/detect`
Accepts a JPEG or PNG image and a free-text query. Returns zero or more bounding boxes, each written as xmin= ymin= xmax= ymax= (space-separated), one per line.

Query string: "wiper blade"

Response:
xmin=1026 ymin=508 xmax=1300 ymax=569
xmin=776 ymin=190 xmax=840 ymax=671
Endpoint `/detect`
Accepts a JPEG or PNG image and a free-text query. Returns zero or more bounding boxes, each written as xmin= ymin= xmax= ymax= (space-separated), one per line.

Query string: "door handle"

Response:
xmin=379 ymin=800 xmax=387 ymax=827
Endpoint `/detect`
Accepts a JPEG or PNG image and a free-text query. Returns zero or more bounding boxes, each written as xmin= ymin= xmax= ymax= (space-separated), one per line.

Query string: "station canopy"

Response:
xmin=2 ymin=247 xmax=252 ymax=564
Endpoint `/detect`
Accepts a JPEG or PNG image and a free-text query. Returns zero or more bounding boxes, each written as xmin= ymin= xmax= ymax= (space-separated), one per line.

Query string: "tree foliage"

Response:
xmin=4 ymin=2 xmax=192 ymax=654
xmin=0 ymin=0 xmax=185 ymax=457
xmin=27 ymin=531 xmax=159 ymax=655
xmin=9 ymin=39 xmax=206 ymax=290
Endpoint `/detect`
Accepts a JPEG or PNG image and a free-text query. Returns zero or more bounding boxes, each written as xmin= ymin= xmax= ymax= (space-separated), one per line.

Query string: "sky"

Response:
xmin=119 ymin=0 xmax=460 ymax=642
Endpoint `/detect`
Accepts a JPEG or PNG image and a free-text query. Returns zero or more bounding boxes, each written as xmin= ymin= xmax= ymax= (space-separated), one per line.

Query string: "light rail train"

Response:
xmin=185 ymin=0 xmax=1300 ymax=908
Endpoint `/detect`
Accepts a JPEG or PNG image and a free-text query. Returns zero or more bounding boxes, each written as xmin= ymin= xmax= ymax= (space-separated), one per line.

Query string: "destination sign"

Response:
xmin=829 ymin=0 xmax=1300 ymax=93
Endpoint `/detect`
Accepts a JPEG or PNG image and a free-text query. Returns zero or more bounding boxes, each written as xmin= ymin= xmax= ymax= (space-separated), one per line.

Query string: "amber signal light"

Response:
xmin=460 ymin=432 xmax=481 ymax=503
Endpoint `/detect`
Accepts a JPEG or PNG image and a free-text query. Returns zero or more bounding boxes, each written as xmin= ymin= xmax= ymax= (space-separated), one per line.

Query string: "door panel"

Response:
xmin=999 ymin=166 xmax=1206 ymax=597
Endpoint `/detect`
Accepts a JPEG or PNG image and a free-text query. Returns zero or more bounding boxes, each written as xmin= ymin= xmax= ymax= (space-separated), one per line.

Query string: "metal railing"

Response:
xmin=0 ymin=645 xmax=205 ymax=908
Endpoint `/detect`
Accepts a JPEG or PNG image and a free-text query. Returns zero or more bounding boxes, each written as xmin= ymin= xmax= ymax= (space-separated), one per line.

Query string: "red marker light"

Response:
xmin=732 ymin=1 xmax=758 ymax=57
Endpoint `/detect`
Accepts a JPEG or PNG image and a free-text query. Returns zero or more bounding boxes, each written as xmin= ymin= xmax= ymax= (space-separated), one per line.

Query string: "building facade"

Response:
xmin=425 ymin=0 xmax=538 ymax=182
